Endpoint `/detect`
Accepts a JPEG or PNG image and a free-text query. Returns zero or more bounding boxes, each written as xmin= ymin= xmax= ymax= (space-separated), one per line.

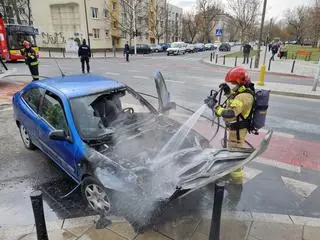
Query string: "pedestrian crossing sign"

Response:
xmin=215 ymin=28 xmax=223 ymax=36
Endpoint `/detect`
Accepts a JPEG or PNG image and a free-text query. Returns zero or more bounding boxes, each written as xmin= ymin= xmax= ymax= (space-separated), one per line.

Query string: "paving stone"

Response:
xmin=248 ymin=222 xmax=303 ymax=240
xmin=290 ymin=215 xmax=320 ymax=227
xmin=155 ymin=216 xmax=201 ymax=240
xmin=0 ymin=224 xmax=34 ymax=240
xmin=45 ymin=219 xmax=64 ymax=231
xmin=63 ymin=215 xmax=99 ymax=229
xmin=77 ymin=228 xmax=126 ymax=240
xmin=251 ymin=212 xmax=292 ymax=224
xmin=196 ymin=218 xmax=251 ymax=240
xmin=21 ymin=229 xmax=77 ymax=240
xmin=134 ymin=230 xmax=171 ymax=240
xmin=303 ymin=226 xmax=320 ymax=240
xmin=189 ymin=231 xmax=208 ymax=240
xmin=107 ymin=221 xmax=137 ymax=239
xmin=65 ymin=226 xmax=92 ymax=237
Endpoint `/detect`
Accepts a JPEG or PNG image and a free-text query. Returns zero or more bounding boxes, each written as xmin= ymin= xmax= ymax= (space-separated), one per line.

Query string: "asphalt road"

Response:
xmin=1 ymin=52 xmax=320 ymax=227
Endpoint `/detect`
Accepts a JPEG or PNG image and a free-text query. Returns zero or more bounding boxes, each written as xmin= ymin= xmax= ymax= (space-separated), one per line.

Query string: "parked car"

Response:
xmin=194 ymin=43 xmax=205 ymax=52
xmin=219 ymin=43 xmax=231 ymax=51
xmin=160 ymin=43 xmax=170 ymax=51
xmin=12 ymin=72 xmax=272 ymax=227
xmin=149 ymin=44 xmax=163 ymax=52
xmin=204 ymin=43 xmax=216 ymax=51
xmin=166 ymin=42 xmax=186 ymax=55
xmin=185 ymin=44 xmax=195 ymax=53
xmin=129 ymin=44 xmax=151 ymax=54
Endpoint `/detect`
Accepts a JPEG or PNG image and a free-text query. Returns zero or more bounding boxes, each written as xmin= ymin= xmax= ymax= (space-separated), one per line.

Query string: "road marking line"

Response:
xmin=281 ymin=176 xmax=318 ymax=198
xmin=105 ymin=72 xmax=120 ymax=76
xmin=254 ymin=157 xmax=301 ymax=173
xmin=133 ymin=75 xmax=149 ymax=80
xmin=166 ymin=80 xmax=185 ymax=84
xmin=128 ymin=69 xmax=141 ymax=73
xmin=243 ymin=167 xmax=262 ymax=184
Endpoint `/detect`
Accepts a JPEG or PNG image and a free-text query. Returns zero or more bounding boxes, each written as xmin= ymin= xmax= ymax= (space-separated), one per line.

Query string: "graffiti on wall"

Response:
xmin=41 ymin=32 xmax=66 ymax=45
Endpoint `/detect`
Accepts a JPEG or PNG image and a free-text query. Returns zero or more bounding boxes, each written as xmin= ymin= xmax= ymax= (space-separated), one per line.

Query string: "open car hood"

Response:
xmin=148 ymin=130 xmax=273 ymax=200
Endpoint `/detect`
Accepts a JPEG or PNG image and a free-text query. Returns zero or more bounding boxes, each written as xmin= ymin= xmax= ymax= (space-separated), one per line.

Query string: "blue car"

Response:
xmin=12 ymin=73 xmax=269 ymax=223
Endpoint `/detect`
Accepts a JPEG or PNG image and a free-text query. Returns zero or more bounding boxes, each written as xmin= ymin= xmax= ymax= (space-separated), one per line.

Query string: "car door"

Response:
xmin=37 ymin=90 xmax=78 ymax=177
xmin=19 ymin=87 xmax=46 ymax=147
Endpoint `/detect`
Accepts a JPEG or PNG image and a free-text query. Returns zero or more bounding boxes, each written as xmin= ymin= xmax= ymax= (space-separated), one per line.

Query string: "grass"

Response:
xmin=284 ymin=44 xmax=320 ymax=62
xmin=224 ymin=50 xmax=259 ymax=58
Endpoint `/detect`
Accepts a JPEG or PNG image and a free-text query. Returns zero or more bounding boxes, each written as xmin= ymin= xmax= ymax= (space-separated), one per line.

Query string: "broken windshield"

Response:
xmin=70 ymin=88 xmax=155 ymax=140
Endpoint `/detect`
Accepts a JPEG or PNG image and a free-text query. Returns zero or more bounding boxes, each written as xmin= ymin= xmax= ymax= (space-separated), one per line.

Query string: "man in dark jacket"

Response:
xmin=78 ymin=39 xmax=91 ymax=73
xmin=242 ymin=43 xmax=251 ymax=64
xmin=124 ymin=41 xmax=130 ymax=62
xmin=270 ymin=44 xmax=279 ymax=61
xmin=21 ymin=40 xmax=39 ymax=81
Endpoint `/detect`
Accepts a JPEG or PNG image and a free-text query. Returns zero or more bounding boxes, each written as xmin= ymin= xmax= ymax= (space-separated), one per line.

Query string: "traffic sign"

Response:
xmin=215 ymin=28 xmax=223 ymax=36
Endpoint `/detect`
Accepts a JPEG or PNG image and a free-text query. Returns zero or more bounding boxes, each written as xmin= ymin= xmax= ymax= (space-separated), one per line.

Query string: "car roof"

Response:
xmin=35 ymin=74 xmax=126 ymax=99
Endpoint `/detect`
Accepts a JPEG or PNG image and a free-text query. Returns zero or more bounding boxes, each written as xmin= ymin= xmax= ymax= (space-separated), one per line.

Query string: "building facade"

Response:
xmin=29 ymin=0 xmax=182 ymax=49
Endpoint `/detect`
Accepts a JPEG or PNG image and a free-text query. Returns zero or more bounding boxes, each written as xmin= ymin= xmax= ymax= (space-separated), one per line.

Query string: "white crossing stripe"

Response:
xmin=133 ymin=75 xmax=149 ymax=80
xmin=166 ymin=80 xmax=185 ymax=84
xmin=105 ymin=72 xmax=120 ymax=76
xmin=281 ymin=176 xmax=318 ymax=198
xmin=253 ymin=157 xmax=301 ymax=173
xmin=243 ymin=166 xmax=262 ymax=184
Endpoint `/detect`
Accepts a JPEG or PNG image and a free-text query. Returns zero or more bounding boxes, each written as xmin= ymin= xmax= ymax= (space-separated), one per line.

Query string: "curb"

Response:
xmin=200 ymin=58 xmax=314 ymax=79
xmin=1 ymin=211 xmax=319 ymax=234
xmin=268 ymin=90 xmax=320 ymax=100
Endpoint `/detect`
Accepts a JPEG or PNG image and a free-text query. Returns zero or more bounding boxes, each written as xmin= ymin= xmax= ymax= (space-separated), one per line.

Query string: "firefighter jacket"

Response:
xmin=216 ymin=85 xmax=254 ymax=147
xmin=21 ymin=47 xmax=38 ymax=66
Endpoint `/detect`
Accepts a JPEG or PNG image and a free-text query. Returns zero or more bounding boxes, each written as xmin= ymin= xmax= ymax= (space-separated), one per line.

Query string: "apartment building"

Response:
xmin=29 ymin=0 xmax=182 ymax=49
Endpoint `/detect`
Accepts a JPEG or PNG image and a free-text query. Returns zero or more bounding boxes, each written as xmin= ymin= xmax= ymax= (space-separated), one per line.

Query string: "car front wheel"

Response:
xmin=19 ymin=123 xmax=36 ymax=150
xmin=81 ymin=176 xmax=114 ymax=215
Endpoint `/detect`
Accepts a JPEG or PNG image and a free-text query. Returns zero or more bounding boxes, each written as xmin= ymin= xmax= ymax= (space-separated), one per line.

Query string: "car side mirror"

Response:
xmin=49 ymin=130 xmax=67 ymax=141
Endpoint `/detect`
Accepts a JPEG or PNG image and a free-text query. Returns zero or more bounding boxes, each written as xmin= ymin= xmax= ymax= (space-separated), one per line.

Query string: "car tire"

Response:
xmin=167 ymin=52 xmax=169 ymax=56
xmin=19 ymin=123 xmax=36 ymax=150
xmin=81 ymin=176 xmax=115 ymax=215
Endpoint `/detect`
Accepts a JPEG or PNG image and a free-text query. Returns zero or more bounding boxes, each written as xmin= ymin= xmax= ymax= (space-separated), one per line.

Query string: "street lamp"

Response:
xmin=84 ymin=0 xmax=91 ymax=47
xmin=121 ymin=0 xmax=137 ymax=55
xmin=254 ymin=0 xmax=267 ymax=68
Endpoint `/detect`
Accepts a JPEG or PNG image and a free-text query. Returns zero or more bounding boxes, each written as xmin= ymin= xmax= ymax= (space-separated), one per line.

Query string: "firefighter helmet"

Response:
xmin=225 ymin=67 xmax=250 ymax=85
xmin=23 ymin=40 xmax=30 ymax=48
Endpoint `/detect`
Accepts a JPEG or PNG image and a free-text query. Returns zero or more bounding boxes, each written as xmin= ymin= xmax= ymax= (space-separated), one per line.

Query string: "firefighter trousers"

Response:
xmin=29 ymin=64 xmax=39 ymax=81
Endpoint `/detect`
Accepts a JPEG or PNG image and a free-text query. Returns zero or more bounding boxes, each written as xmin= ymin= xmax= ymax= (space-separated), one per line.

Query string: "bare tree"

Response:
xmin=182 ymin=12 xmax=200 ymax=43
xmin=285 ymin=6 xmax=308 ymax=44
xmin=197 ymin=0 xmax=223 ymax=43
xmin=307 ymin=0 xmax=320 ymax=47
xmin=108 ymin=0 xmax=148 ymax=46
xmin=0 ymin=0 xmax=32 ymax=25
xmin=226 ymin=0 xmax=261 ymax=42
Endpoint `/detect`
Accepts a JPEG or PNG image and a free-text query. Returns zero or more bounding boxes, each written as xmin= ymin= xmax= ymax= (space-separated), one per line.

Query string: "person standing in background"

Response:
xmin=78 ymin=39 xmax=91 ymax=74
xmin=242 ymin=42 xmax=251 ymax=64
xmin=124 ymin=42 xmax=130 ymax=62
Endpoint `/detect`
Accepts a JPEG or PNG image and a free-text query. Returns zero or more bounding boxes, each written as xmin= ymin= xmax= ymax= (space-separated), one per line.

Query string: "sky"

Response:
xmin=170 ymin=0 xmax=312 ymax=20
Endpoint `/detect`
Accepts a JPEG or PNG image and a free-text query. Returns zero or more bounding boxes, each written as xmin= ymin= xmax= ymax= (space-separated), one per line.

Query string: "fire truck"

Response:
xmin=0 ymin=14 xmax=39 ymax=61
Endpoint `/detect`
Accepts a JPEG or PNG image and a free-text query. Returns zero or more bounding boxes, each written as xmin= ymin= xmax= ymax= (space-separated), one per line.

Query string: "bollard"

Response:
xmin=234 ymin=56 xmax=238 ymax=66
xmin=210 ymin=53 xmax=213 ymax=62
xmin=62 ymin=48 xmax=65 ymax=58
xmin=215 ymin=54 xmax=218 ymax=64
xmin=30 ymin=191 xmax=48 ymax=240
xmin=257 ymin=64 xmax=266 ymax=86
xmin=291 ymin=60 xmax=296 ymax=73
xmin=104 ymin=49 xmax=107 ymax=59
xmin=209 ymin=182 xmax=225 ymax=240
xmin=48 ymin=49 xmax=51 ymax=58
xmin=250 ymin=57 xmax=253 ymax=68
xmin=268 ymin=58 xmax=272 ymax=71
xmin=223 ymin=56 xmax=225 ymax=65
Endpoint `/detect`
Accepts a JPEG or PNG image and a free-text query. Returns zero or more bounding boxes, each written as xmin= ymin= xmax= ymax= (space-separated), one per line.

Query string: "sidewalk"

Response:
xmin=205 ymin=49 xmax=319 ymax=78
xmin=1 ymin=211 xmax=319 ymax=240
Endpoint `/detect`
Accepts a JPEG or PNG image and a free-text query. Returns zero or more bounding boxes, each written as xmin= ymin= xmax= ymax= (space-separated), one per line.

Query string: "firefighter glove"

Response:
xmin=219 ymin=83 xmax=231 ymax=95
xmin=215 ymin=105 xmax=225 ymax=117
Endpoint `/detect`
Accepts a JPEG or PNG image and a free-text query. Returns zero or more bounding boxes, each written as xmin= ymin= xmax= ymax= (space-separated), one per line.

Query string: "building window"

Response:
xmin=93 ymin=28 xmax=100 ymax=38
xmin=112 ymin=2 xmax=116 ymax=10
xmin=91 ymin=7 xmax=98 ymax=18
xmin=104 ymin=9 xmax=108 ymax=17
xmin=105 ymin=29 xmax=109 ymax=38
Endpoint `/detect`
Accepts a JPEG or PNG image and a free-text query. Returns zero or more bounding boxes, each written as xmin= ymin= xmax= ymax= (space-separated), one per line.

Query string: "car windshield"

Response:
xmin=70 ymin=88 xmax=154 ymax=140
xmin=171 ymin=43 xmax=181 ymax=48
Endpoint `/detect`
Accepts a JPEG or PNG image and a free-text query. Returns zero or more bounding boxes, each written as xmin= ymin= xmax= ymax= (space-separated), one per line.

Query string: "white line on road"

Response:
xmin=128 ymin=69 xmax=141 ymax=73
xmin=254 ymin=157 xmax=301 ymax=173
xmin=166 ymin=80 xmax=185 ymax=84
xmin=133 ymin=75 xmax=149 ymax=80
xmin=243 ymin=167 xmax=262 ymax=184
xmin=105 ymin=72 xmax=120 ymax=76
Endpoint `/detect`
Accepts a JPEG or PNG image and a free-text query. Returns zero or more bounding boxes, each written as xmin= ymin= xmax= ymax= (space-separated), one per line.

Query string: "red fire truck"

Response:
xmin=0 ymin=14 xmax=39 ymax=61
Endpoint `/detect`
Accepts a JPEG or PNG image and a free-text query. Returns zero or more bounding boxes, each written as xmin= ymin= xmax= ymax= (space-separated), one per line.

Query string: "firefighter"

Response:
xmin=214 ymin=66 xmax=254 ymax=183
xmin=78 ymin=39 xmax=91 ymax=73
xmin=21 ymin=40 xmax=39 ymax=81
